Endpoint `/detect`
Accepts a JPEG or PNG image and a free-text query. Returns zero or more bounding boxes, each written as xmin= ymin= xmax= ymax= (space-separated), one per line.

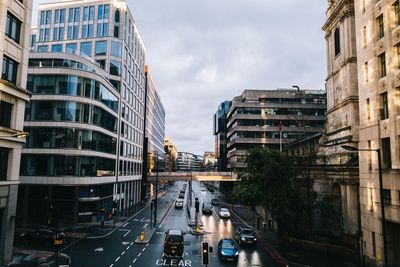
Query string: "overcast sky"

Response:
xmin=33 ymin=1 xmax=328 ymax=155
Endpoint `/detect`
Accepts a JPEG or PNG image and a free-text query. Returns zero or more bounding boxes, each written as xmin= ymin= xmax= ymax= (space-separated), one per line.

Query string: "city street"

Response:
xmin=61 ymin=181 xmax=281 ymax=267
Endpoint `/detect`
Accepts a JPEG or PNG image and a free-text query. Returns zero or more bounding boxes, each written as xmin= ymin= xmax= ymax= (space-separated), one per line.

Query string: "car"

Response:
xmin=211 ymin=198 xmax=219 ymax=205
xmin=219 ymin=208 xmax=230 ymax=219
xmin=207 ymin=186 xmax=215 ymax=192
xmin=201 ymin=188 xmax=205 ymax=191
xmin=180 ymin=189 xmax=185 ymax=194
xmin=235 ymin=227 xmax=257 ymax=246
xmin=175 ymin=199 xmax=184 ymax=209
xmin=202 ymin=202 xmax=213 ymax=215
xmin=218 ymin=238 xmax=239 ymax=261
xmin=178 ymin=192 xmax=185 ymax=199
xmin=20 ymin=229 xmax=65 ymax=247
xmin=163 ymin=229 xmax=185 ymax=258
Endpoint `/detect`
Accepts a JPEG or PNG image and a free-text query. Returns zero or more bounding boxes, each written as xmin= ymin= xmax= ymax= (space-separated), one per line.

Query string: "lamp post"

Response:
xmin=341 ymin=145 xmax=388 ymax=267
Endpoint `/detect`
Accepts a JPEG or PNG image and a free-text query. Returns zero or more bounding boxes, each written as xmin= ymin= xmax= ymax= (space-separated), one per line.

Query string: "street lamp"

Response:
xmin=341 ymin=145 xmax=388 ymax=267
xmin=147 ymin=151 xmax=162 ymax=227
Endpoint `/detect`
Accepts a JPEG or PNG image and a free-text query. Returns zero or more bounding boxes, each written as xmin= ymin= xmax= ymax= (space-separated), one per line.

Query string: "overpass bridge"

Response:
xmin=147 ymin=172 xmax=238 ymax=182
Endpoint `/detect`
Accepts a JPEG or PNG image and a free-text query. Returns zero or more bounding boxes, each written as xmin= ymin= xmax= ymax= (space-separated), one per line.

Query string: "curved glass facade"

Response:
xmin=24 ymin=127 xmax=116 ymax=154
xmin=25 ymin=101 xmax=117 ymax=133
xmin=27 ymin=74 xmax=118 ymax=112
xmin=21 ymin=155 xmax=115 ymax=176
xmin=29 ymin=58 xmax=97 ymax=74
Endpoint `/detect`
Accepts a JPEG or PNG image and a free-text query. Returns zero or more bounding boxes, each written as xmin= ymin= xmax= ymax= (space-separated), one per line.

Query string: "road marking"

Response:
xmin=140 ymin=217 xmax=145 ymax=222
xmin=122 ymin=241 xmax=130 ymax=245
xmin=146 ymin=243 xmax=149 ymax=247
xmin=133 ymin=258 xmax=137 ymax=263
xmin=133 ymin=219 xmax=139 ymax=221
xmin=143 ymin=223 xmax=148 ymax=228
xmin=138 ymin=252 xmax=142 ymax=257
xmin=94 ymin=247 xmax=104 ymax=252
xmin=115 ymin=256 xmax=120 ymax=262
xmin=127 ymin=246 xmax=131 ymax=250
xmin=142 ymin=247 xmax=146 ymax=252
xmin=123 ymin=222 xmax=129 ymax=227
xmin=123 ymin=230 xmax=131 ymax=237
xmin=121 ymin=251 xmax=125 ymax=255
xmin=109 ymin=264 xmax=113 ymax=267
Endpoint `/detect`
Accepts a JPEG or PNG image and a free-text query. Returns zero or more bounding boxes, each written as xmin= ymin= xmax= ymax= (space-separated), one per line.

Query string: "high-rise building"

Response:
xmin=226 ymin=89 xmax=326 ymax=170
xmin=213 ymin=101 xmax=231 ymax=171
xmin=19 ymin=0 xmax=146 ymax=226
xmin=176 ymin=152 xmax=203 ymax=172
xmin=0 ymin=0 xmax=32 ymax=263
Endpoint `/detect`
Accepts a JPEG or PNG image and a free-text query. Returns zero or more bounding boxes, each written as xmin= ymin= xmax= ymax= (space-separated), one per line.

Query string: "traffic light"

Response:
xmin=202 ymin=242 xmax=209 ymax=265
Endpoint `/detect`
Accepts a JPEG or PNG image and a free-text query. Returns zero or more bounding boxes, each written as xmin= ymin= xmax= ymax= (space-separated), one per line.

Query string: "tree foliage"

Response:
xmin=233 ymin=147 xmax=301 ymax=234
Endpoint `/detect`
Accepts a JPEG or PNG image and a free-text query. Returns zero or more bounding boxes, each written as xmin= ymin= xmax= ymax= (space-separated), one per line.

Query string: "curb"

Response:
xmin=84 ymin=204 xmax=149 ymax=239
xmin=230 ymin=209 xmax=289 ymax=267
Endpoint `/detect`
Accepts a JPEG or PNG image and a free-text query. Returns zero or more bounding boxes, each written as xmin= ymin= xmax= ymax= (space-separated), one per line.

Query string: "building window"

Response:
xmin=362 ymin=0 xmax=366 ymax=13
xmin=30 ymin=34 xmax=36 ymax=51
xmin=367 ymin=98 xmax=371 ymax=120
xmin=334 ymin=27 xmax=340 ymax=56
xmin=40 ymin=10 xmax=52 ymax=25
xmin=83 ymin=6 xmax=95 ymax=21
xmin=383 ymin=189 xmax=391 ymax=205
xmin=379 ymin=53 xmax=386 ymax=77
xmin=95 ymin=40 xmax=107 ymax=55
xmin=67 ymin=25 xmax=79 ymax=39
xmin=96 ymin=23 xmax=109 ymax=37
xmin=68 ymin=7 xmax=80 ymax=23
xmin=0 ymin=148 xmax=9 ymax=181
xmin=5 ymin=12 xmax=21 ymax=43
xmin=377 ymin=15 xmax=384 ymax=39
xmin=395 ymin=1 xmax=400 ymax=27
xmin=2 ymin=56 xmax=18 ymax=84
xmin=381 ymin=137 xmax=391 ymax=169
xmin=372 ymin=232 xmax=376 ymax=257
xmin=380 ymin=92 xmax=389 ymax=120
xmin=37 ymin=45 xmax=48 ymax=52
xmin=363 ymin=26 xmax=367 ymax=48
xmin=98 ymin=4 xmax=110 ymax=20
xmin=80 ymin=42 xmax=92 ymax=57
xmin=111 ymin=41 xmax=121 ymax=57
xmin=368 ymin=140 xmax=372 ymax=171
xmin=109 ymin=60 xmax=121 ymax=76
xmin=51 ymin=44 xmax=63 ymax=52
xmin=53 ymin=26 xmax=65 ymax=41
xmin=54 ymin=9 xmax=65 ymax=24
xmin=66 ymin=43 xmax=77 ymax=54
xmin=364 ymin=62 xmax=368 ymax=84
xmin=96 ymin=59 xmax=105 ymax=69
xmin=0 ymin=101 xmax=12 ymax=128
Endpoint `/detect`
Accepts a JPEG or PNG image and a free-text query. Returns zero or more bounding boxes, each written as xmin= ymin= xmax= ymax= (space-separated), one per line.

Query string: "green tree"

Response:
xmin=233 ymin=147 xmax=301 ymax=235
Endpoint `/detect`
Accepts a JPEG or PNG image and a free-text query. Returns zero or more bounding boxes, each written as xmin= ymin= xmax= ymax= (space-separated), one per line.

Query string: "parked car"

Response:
xmin=218 ymin=238 xmax=239 ymax=261
xmin=207 ymin=186 xmax=215 ymax=192
xmin=178 ymin=192 xmax=185 ymax=199
xmin=235 ymin=227 xmax=257 ymax=246
xmin=163 ymin=229 xmax=185 ymax=257
xmin=175 ymin=199 xmax=184 ymax=209
xmin=211 ymin=198 xmax=219 ymax=205
xmin=218 ymin=208 xmax=230 ymax=219
xmin=202 ymin=202 xmax=213 ymax=215
xmin=201 ymin=188 xmax=206 ymax=192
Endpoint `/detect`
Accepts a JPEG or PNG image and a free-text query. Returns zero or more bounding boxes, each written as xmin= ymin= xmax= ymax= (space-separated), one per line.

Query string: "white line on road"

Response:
xmin=115 ymin=257 xmax=120 ymax=262
xmin=146 ymin=243 xmax=149 ymax=247
xmin=123 ymin=222 xmax=129 ymax=227
xmin=140 ymin=217 xmax=145 ymax=222
xmin=142 ymin=247 xmax=146 ymax=252
xmin=130 ymin=242 xmax=134 ymax=245
xmin=143 ymin=223 xmax=148 ymax=228
xmin=109 ymin=264 xmax=113 ymax=267
xmin=138 ymin=252 xmax=142 ymax=257
xmin=123 ymin=230 xmax=131 ymax=237
xmin=121 ymin=251 xmax=125 ymax=255
xmin=133 ymin=258 xmax=137 ymax=263
xmin=127 ymin=246 xmax=131 ymax=250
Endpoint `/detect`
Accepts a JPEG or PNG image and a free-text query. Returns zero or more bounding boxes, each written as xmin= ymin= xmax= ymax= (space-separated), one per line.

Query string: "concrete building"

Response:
xmin=176 ymin=152 xmax=203 ymax=172
xmin=18 ymin=0 xmax=146 ymax=226
xmin=213 ymin=101 xmax=231 ymax=171
xmin=0 ymin=0 xmax=32 ymax=263
xmin=226 ymin=89 xmax=326 ymax=170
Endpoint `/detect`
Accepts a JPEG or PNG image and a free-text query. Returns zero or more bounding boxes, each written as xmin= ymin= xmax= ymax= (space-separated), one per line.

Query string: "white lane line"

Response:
xmin=121 ymin=251 xmax=125 ymax=255
xmin=115 ymin=257 xmax=120 ymax=262
xmin=140 ymin=217 xmax=145 ymax=222
xmin=133 ymin=258 xmax=137 ymax=263
xmin=126 ymin=246 xmax=131 ymax=250
xmin=109 ymin=264 xmax=113 ymax=267
xmin=123 ymin=222 xmax=129 ymax=227
xmin=142 ymin=247 xmax=146 ymax=252
xmin=123 ymin=230 xmax=131 ymax=237
xmin=130 ymin=242 xmax=134 ymax=245
xmin=143 ymin=223 xmax=148 ymax=228
xmin=146 ymin=243 xmax=149 ymax=247
xmin=138 ymin=252 xmax=142 ymax=257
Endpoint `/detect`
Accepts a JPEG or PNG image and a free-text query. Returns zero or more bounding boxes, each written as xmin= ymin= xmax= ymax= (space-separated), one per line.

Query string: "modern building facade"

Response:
xmin=213 ymin=101 xmax=231 ymax=171
xmin=226 ymin=89 xmax=326 ymax=170
xmin=0 ymin=0 xmax=32 ymax=263
xmin=18 ymin=0 xmax=146 ymax=226
xmin=176 ymin=152 xmax=204 ymax=172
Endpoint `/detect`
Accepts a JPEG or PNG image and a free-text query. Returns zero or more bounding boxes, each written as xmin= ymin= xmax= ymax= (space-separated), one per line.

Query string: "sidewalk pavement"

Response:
xmin=228 ymin=204 xmax=358 ymax=267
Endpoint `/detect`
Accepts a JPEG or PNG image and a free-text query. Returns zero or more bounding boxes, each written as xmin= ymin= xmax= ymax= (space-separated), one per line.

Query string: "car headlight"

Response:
xmin=254 ymin=238 xmax=257 ymax=241
xmin=221 ymin=250 xmax=226 ymax=256
xmin=234 ymin=251 xmax=239 ymax=256
xmin=241 ymin=237 xmax=246 ymax=241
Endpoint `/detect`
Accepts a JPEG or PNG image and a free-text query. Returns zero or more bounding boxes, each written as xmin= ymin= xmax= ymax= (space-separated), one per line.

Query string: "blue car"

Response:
xmin=218 ymin=238 xmax=239 ymax=261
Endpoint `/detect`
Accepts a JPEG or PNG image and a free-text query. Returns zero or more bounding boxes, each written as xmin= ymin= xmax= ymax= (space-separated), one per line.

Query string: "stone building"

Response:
xmin=0 ymin=0 xmax=32 ymax=263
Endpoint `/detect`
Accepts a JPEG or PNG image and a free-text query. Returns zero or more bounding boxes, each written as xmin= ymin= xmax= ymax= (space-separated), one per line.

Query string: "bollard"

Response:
xmin=140 ymin=231 xmax=145 ymax=241
xmin=196 ymin=226 xmax=201 ymax=233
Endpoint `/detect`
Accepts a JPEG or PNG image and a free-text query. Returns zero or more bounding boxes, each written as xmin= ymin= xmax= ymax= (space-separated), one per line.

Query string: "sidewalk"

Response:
xmin=228 ymin=203 xmax=358 ymax=267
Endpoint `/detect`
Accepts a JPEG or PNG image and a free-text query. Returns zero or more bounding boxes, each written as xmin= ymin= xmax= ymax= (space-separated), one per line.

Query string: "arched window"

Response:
xmin=334 ymin=27 xmax=340 ymax=56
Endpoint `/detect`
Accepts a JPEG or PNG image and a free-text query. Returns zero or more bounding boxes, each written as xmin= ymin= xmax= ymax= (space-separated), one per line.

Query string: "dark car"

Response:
xmin=178 ymin=192 xmax=185 ymax=199
xmin=202 ymin=202 xmax=213 ymax=215
xmin=211 ymin=198 xmax=219 ymax=205
xmin=207 ymin=186 xmax=215 ymax=192
xmin=163 ymin=230 xmax=185 ymax=257
xmin=218 ymin=238 xmax=239 ymax=261
xmin=20 ymin=229 xmax=65 ymax=247
xmin=235 ymin=227 xmax=257 ymax=247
